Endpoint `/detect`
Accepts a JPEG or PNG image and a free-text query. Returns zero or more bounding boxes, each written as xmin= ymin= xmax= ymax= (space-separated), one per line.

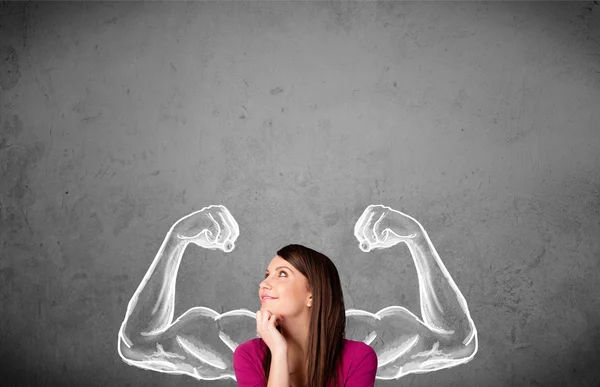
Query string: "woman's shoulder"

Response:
xmin=340 ymin=339 xmax=378 ymax=383
xmin=234 ymin=338 xmax=267 ymax=358
xmin=233 ymin=338 xmax=267 ymax=380
xmin=341 ymin=339 xmax=377 ymax=364
xmin=342 ymin=338 xmax=376 ymax=354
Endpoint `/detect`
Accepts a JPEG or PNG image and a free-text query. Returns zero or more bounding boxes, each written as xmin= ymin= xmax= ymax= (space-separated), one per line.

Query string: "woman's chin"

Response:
xmin=261 ymin=307 xmax=280 ymax=316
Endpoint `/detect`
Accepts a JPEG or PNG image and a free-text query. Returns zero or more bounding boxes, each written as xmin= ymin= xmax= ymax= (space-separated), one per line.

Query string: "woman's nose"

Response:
xmin=261 ymin=277 xmax=276 ymax=290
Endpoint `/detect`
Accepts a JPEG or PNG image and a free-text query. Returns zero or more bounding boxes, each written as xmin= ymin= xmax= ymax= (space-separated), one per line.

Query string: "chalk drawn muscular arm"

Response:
xmin=117 ymin=205 xmax=250 ymax=381
xmin=348 ymin=205 xmax=478 ymax=380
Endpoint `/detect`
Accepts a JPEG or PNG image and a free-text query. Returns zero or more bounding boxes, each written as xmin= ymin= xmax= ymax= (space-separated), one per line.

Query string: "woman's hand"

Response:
xmin=256 ymin=310 xmax=288 ymax=355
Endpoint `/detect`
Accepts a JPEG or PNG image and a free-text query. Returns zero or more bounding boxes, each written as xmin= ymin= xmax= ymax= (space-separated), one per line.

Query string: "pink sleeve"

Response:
xmin=345 ymin=345 xmax=378 ymax=387
xmin=233 ymin=345 xmax=265 ymax=387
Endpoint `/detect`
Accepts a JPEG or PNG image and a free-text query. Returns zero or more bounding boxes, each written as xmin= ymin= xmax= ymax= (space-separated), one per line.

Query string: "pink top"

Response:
xmin=233 ymin=338 xmax=378 ymax=387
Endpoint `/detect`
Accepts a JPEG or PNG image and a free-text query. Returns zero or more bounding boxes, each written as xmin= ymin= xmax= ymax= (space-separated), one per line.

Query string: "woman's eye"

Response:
xmin=264 ymin=271 xmax=287 ymax=278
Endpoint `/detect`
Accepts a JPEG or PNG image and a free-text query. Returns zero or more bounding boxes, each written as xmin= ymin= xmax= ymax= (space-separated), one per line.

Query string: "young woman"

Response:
xmin=233 ymin=244 xmax=378 ymax=387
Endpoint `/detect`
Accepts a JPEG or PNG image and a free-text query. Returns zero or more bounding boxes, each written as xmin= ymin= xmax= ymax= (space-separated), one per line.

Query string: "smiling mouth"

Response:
xmin=261 ymin=297 xmax=278 ymax=302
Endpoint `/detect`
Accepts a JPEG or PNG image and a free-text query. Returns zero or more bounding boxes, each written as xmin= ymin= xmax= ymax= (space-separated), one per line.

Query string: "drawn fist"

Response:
xmin=172 ymin=205 xmax=239 ymax=252
xmin=354 ymin=204 xmax=420 ymax=252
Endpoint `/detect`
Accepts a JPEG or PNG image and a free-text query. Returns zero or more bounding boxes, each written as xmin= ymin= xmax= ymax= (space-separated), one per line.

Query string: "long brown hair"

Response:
xmin=261 ymin=244 xmax=346 ymax=387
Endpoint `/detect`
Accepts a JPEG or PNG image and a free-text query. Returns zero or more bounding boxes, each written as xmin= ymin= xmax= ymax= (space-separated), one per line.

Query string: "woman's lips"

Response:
xmin=261 ymin=297 xmax=278 ymax=303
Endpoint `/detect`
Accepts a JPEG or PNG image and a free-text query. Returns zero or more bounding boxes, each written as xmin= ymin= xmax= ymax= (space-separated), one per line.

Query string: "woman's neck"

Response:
xmin=279 ymin=313 xmax=311 ymax=360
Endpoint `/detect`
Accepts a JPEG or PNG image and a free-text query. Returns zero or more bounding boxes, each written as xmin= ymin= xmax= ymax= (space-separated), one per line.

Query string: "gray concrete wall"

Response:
xmin=1 ymin=1 xmax=599 ymax=386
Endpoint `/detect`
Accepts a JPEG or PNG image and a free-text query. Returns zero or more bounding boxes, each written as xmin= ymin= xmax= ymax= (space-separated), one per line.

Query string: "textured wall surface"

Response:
xmin=1 ymin=1 xmax=599 ymax=386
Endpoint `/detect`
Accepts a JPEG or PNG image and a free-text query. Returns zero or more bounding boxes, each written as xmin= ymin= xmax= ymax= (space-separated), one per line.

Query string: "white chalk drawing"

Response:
xmin=118 ymin=204 xmax=478 ymax=382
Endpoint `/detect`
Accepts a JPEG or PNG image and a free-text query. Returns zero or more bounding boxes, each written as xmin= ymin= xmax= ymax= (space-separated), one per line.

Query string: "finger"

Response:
xmin=231 ymin=213 xmax=240 ymax=240
xmin=268 ymin=313 xmax=279 ymax=328
xmin=258 ymin=312 xmax=269 ymax=334
xmin=226 ymin=210 xmax=240 ymax=241
xmin=354 ymin=207 xmax=372 ymax=238
xmin=359 ymin=240 xmax=371 ymax=252
xmin=373 ymin=212 xmax=388 ymax=242
xmin=220 ymin=207 xmax=238 ymax=232
xmin=207 ymin=212 xmax=221 ymax=242
xmin=256 ymin=312 xmax=263 ymax=337
xmin=220 ymin=210 xmax=235 ymax=240
xmin=213 ymin=212 xmax=222 ymax=240
xmin=218 ymin=211 xmax=233 ymax=243
xmin=218 ymin=212 xmax=236 ymax=251
xmin=361 ymin=211 xmax=377 ymax=244
xmin=355 ymin=210 xmax=373 ymax=251
xmin=260 ymin=310 xmax=271 ymax=325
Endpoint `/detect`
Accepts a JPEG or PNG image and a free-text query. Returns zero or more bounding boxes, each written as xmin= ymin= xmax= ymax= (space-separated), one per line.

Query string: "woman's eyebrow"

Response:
xmin=266 ymin=266 xmax=293 ymax=273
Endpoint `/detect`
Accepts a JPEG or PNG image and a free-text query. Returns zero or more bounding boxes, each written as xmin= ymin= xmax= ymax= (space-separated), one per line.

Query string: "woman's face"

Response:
xmin=259 ymin=255 xmax=312 ymax=318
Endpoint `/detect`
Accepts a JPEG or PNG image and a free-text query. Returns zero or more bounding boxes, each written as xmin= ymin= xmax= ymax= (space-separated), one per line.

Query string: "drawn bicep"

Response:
xmin=120 ymin=307 xmax=256 ymax=380
xmin=216 ymin=309 xmax=258 ymax=352
xmin=345 ymin=307 xmax=471 ymax=379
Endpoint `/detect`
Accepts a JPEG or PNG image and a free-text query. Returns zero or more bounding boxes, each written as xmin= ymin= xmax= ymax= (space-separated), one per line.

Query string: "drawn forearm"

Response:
xmin=404 ymin=225 xmax=475 ymax=344
xmin=120 ymin=230 xmax=189 ymax=346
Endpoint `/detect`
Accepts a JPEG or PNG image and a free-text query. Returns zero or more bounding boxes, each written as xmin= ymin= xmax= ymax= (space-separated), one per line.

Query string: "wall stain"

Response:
xmin=0 ymin=46 xmax=20 ymax=91
xmin=0 ymin=114 xmax=24 ymax=150
xmin=0 ymin=115 xmax=45 ymax=243
xmin=326 ymin=1 xmax=361 ymax=32
xmin=323 ymin=211 xmax=340 ymax=227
